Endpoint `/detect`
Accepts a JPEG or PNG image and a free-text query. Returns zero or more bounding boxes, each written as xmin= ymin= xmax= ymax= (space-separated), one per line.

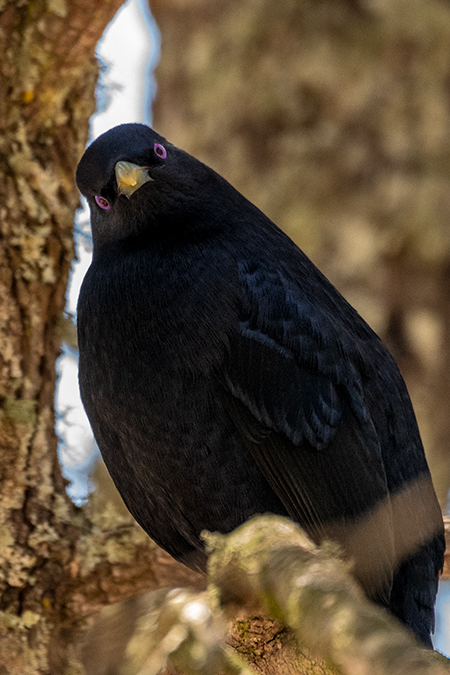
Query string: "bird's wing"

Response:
xmin=223 ymin=260 xmax=375 ymax=451
xmin=220 ymin=261 xmax=396 ymax=600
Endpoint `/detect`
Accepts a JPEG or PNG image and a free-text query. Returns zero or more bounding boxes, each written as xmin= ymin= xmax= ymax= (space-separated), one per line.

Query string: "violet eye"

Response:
xmin=95 ymin=195 xmax=110 ymax=210
xmin=154 ymin=143 xmax=167 ymax=159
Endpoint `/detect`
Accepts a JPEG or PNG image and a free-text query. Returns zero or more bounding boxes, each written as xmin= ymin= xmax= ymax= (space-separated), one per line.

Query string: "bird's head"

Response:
xmin=76 ymin=123 xmax=220 ymax=253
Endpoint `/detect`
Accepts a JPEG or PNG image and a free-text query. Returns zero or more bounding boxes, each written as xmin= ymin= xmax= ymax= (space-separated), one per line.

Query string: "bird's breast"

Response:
xmin=78 ymin=248 xmax=236 ymax=414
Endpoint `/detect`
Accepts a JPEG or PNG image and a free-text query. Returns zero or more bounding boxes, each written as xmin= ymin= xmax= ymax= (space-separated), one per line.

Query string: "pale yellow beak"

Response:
xmin=115 ymin=161 xmax=152 ymax=198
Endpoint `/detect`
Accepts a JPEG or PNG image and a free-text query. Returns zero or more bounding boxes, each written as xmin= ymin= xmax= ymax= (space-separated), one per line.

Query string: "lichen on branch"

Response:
xmin=117 ymin=516 xmax=448 ymax=675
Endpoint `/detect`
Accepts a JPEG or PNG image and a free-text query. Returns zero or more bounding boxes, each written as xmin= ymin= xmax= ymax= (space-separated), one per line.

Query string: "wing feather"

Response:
xmin=220 ymin=261 xmax=397 ymax=600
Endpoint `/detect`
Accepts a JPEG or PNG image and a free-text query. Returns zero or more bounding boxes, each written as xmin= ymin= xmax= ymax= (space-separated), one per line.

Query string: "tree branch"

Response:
xmin=82 ymin=516 xmax=449 ymax=675
xmin=206 ymin=516 xmax=448 ymax=675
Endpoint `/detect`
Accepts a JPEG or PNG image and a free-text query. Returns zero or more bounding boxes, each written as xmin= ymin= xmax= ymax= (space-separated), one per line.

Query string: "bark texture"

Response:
xmin=0 ymin=3 xmax=205 ymax=674
xmin=0 ymin=3 xmax=120 ymax=671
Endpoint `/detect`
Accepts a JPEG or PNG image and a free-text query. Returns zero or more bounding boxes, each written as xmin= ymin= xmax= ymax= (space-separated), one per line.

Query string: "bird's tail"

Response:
xmin=389 ymin=532 xmax=445 ymax=648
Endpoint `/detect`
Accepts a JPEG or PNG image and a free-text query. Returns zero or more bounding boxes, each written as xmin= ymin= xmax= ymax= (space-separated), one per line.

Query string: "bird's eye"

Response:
xmin=153 ymin=143 xmax=167 ymax=159
xmin=95 ymin=195 xmax=111 ymax=210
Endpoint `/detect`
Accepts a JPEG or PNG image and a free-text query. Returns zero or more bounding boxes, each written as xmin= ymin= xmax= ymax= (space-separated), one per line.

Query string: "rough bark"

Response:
xmin=0 ymin=3 xmax=120 ymax=671
xmin=0 ymin=3 xmax=206 ymax=674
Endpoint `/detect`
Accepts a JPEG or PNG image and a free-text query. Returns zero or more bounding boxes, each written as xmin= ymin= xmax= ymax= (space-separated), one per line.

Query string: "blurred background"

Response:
xmin=56 ymin=0 xmax=450 ymax=662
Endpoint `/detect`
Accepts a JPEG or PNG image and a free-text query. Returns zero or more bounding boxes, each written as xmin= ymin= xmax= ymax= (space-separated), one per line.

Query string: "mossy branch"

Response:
xmin=111 ymin=516 xmax=449 ymax=675
xmin=126 ymin=589 xmax=255 ymax=675
xmin=205 ymin=515 xmax=448 ymax=675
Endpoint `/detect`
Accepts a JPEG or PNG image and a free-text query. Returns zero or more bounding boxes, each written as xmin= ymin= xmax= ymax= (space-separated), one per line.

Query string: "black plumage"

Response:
xmin=76 ymin=123 xmax=444 ymax=646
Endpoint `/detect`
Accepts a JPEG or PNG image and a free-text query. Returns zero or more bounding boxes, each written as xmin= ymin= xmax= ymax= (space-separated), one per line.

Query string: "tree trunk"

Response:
xmin=0 ymin=3 xmax=205 ymax=673
xmin=0 ymin=4 xmax=120 ymax=671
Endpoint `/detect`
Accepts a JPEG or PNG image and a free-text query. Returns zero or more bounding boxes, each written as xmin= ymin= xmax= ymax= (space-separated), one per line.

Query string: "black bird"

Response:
xmin=76 ymin=123 xmax=444 ymax=646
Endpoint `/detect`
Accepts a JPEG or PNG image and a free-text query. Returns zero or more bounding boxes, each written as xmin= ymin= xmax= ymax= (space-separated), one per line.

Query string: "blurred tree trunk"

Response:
xmin=150 ymin=0 xmax=450 ymax=504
